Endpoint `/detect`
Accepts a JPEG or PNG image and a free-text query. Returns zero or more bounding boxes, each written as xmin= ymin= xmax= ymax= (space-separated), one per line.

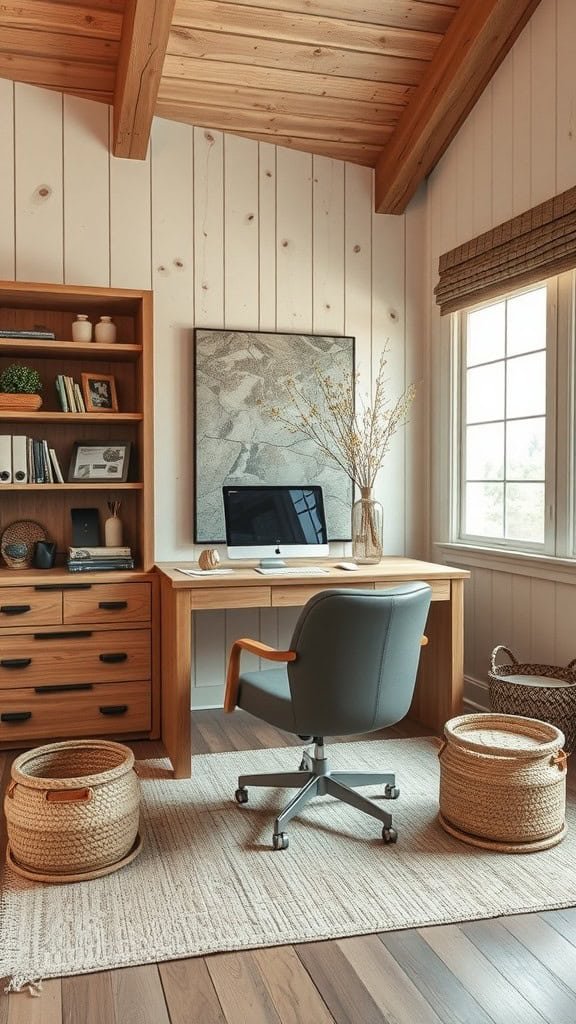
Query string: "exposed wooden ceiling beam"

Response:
xmin=374 ymin=0 xmax=544 ymax=215
xmin=113 ymin=0 xmax=176 ymax=159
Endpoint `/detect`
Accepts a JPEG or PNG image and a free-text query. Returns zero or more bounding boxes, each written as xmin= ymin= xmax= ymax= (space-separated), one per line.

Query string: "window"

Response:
xmin=457 ymin=282 xmax=558 ymax=552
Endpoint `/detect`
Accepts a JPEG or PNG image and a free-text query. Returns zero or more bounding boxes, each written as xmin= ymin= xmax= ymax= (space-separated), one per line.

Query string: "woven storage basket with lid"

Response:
xmin=438 ymin=713 xmax=567 ymax=852
xmin=4 ymin=739 xmax=141 ymax=883
xmin=489 ymin=645 xmax=576 ymax=753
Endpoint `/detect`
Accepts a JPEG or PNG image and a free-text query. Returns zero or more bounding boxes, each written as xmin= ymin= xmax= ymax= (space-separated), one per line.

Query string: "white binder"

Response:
xmin=0 ymin=434 xmax=12 ymax=483
xmin=12 ymin=434 xmax=28 ymax=484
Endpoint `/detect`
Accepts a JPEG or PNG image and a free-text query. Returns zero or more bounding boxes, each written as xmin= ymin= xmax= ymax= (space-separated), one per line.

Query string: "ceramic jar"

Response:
xmin=104 ymin=514 xmax=123 ymax=547
xmin=72 ymin=314 xmax=92 ymax=342
xmin=94 ymin=316 xmax=117 ymax=343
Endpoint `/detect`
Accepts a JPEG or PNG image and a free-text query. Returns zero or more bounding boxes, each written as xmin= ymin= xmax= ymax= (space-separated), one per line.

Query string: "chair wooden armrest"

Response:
xmin=421 ymin=635 xmax=428 ymax=646
xmin=224 ymin=639 xmax=297 ymax=713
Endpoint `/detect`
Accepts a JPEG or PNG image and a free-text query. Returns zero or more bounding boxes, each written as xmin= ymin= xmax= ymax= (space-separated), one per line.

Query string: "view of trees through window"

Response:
xmin=461 ymin=286 xmax=547 ymax=545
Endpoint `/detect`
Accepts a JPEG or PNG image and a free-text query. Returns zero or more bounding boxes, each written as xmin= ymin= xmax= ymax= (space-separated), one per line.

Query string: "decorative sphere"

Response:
xmin=198 ymin=548 xmax=220 ymax=571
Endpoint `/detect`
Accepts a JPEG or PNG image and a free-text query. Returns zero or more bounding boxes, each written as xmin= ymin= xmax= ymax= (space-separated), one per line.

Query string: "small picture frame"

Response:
xmin=68 ymin=441 xmax=132 ymax=483
xmin=81 ymin=372 xmax=118 ymax=412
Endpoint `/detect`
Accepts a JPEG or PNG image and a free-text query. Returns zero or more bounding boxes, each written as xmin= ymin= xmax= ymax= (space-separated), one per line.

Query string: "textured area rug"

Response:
xmin=1 ymin=737 xmax=575 ymax=984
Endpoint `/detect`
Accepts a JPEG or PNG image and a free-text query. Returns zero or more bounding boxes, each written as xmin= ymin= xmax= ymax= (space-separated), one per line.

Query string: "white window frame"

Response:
xmin=452 ymin=278 xmax=562 ymax=556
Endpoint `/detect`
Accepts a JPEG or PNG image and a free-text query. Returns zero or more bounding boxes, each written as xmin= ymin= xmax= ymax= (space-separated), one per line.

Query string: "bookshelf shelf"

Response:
xmin=0 ymin=339 xmax=142 ymax=361
xmin=0 ymin=412 xmax=143 ymax=424
xmin=0 ymin=482 xmax=144 ymax=492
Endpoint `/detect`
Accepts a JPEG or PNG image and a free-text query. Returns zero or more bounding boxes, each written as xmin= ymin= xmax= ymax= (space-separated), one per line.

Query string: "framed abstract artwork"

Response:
xmin=194 ymin=329 xmax=355 ymax=543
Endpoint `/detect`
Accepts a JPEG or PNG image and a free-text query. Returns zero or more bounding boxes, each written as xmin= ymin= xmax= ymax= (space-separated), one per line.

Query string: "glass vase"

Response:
xmin=351 ymin=487 xmax=383 ymax=564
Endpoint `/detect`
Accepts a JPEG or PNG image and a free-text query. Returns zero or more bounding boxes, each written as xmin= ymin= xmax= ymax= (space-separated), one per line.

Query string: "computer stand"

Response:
xmin=258 ymin=557 xmax=286 ymax=569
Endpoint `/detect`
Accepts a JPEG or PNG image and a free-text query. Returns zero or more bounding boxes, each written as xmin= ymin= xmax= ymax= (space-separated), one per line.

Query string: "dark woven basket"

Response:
xmin=488 ymin=646 xmax=576 ymax=753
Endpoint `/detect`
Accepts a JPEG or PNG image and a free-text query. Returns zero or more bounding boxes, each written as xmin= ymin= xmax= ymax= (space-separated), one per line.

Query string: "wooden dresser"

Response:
xmin=0 ymin=571 xmax=159 ymax=748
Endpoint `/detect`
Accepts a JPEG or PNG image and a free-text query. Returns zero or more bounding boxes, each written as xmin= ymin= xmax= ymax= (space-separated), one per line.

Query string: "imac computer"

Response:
xmin=222 ymin=485 xmax=329 ymax=568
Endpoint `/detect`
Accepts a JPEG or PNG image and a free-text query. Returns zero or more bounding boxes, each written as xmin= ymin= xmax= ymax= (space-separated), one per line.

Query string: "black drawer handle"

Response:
xmin=0 ymin=604 xmax=31 ymax=616
xmin=34 ymin=584 xmax=92 ymax=591
xmin=0 ymin=658 xmax=32 ymax=669
xmin=1 ymin=711 xmax=32 ymax=723
xmin=34 ymin=683 xmax=94 ymax=694
xmin=98 ymin=601 xmax=128 ymax=611
xmin=99 ymin=652 xmax=128 ymax=664
xmin=33 ymin=631 xmax=92 ymax=641
xmin=99 ymin=704 xmax=128 ymax=716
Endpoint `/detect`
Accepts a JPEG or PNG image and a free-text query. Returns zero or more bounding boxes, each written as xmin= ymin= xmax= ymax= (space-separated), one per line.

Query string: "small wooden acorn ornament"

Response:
xmin=198 ymin=548 xmax=220 ymax=570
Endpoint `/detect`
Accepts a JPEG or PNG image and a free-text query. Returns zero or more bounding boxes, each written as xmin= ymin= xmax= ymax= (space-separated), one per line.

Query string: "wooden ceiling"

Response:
xmin=0 ymin=0 xmax=542 ymax=213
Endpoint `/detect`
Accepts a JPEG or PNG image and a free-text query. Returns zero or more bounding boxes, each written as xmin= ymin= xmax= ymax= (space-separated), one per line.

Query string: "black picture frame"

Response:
xmin=68 ymin=441 xmax=132 ymax=484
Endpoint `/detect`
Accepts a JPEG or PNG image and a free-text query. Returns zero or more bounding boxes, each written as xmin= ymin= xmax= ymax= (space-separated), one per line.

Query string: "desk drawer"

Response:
xmin=190 ymin=586 xmax=271 ymax=610
xmin=63 ymin=583 xmax=151 ymax=625
xmin=0 ymin=628 xmax=150 ymax=688
xmin=374 ymin=580 xmax=450 ymax=602
xmin=271 ymin=582 xmax=372 ymax=607
xmin=0 ymin=680 xmax=151 ymax=741
xmin=0 ymin=587 xmax=62 ymax=627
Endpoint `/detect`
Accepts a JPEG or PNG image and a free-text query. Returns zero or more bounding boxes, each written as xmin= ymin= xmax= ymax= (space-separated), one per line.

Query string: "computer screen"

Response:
xmin=223 ymin=485 xmax=328 ymax=564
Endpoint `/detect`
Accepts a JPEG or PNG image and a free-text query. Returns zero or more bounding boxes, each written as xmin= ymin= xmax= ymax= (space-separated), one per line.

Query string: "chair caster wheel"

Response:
xmin=272 ymin=832 xmax=289 ymax=850
xmin=298 ymin=759 xmax=309 ymax=771
xmin=235 ymin=787 xmax=248 ymax=804
xmin=384 ymin=784 xmax=400 ymax=799
xmin=382 ymin=827 xmax=398 ymax=844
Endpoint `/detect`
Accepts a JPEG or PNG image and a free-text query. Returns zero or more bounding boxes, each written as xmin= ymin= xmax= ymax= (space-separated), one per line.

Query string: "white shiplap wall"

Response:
xmin=0 ymin=82 xmax=427 ymax=706
xmin=426 ymin=0 xmax=576 ymax=699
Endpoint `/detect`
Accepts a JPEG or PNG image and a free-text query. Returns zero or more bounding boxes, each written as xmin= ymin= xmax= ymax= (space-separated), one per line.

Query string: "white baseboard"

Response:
xmin=463 ymin=674 xmax=489 ymax=711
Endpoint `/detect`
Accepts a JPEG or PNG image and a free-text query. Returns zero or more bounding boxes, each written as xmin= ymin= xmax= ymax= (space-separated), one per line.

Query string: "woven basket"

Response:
xmin=489 ymin=645 xmax=576 ymax=753
xmin=438 ymin=713 xmax=567 ymax=852
xmin=4 ymin=739 xmax=140 ymax=880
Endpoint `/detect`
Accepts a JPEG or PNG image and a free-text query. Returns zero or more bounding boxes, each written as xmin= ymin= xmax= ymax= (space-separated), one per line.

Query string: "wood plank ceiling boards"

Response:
xmin=0 ymin=0 xmax=544 ymax=210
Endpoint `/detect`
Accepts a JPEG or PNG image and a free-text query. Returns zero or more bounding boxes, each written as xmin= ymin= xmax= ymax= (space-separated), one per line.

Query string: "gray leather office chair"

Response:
xmin=224 ymin=582 xmax=432 ymax=850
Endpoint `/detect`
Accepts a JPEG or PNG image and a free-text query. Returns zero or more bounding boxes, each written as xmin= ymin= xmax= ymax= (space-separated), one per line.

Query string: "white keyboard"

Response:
xmin=255 ymin=566 xmax=330 ymax=576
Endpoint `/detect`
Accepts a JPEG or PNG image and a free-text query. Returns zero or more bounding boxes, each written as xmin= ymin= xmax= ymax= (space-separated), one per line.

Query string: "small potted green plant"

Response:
xmin=0 ymin=363 xmax=43 ymax=410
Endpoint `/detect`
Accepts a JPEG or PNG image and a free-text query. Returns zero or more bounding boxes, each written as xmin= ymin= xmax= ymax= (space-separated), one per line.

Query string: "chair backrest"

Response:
xmin=287 ymin=582 xmax=432 ymax=736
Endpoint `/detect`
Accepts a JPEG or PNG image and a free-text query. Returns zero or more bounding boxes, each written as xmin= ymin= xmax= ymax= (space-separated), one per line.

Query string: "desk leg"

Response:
xmin=409 ymin=579 xmax=464 ymax=732
xmin=161 ymin=578 xmax=192 ymax=778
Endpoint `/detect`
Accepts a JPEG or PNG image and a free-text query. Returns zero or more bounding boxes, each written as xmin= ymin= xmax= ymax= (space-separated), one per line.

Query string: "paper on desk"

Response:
xmin=177 ymin=567 xmax=234 ymax=576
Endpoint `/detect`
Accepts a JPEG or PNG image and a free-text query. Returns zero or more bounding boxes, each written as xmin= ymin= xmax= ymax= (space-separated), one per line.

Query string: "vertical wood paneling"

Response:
xmin=15 ymin=84 xmax=63 ymax=283
xmin=258 ymin=141 xmax=277 ymax=330
xmin=491 ymin=59 xmax=514 ymax=227
xmin=471 ymin=90 xmax=493 ymax=237
xmin=556 ymin=0 xmax=576 ymax=193
xmin=471 ymin=568 xmax=492 ymax=680
xmin=312 ymin=156 xmax=345 ymax=336
xmin=554 ymin=582 xmax=576 ymax=664
xmin=404 ymin=185 xmax=428 ymax=558
xmin=455 ymin=118 xmax=475 ymax=246
xmin=193 ymin=127 xmax=224 ymax=326
xmin=0 ymin=80 xmax=15 ymax=280
xmin=344 ymin=165 xmax=372 ymax=394
xmin=63 ymin=96 xmax=110 ymax=286
xmin=109 ymin=108 xmax=151 ymax=289
xmin=224 ymin=134 xmax=259 ymax=329
xmin=530 ymin=579 xmax=556 ymax=663
xmin=150 ymin=116 xmax=194 ymax=558
xmin=276 ymin=148 xmax=313 ymax=332
xmin=512 ymin=26 xmax=532 ymax=216
xmin=373 ymin=211 xmax=405 ymax=553
xmin=530 ymin=0 xmax=557 ymax=206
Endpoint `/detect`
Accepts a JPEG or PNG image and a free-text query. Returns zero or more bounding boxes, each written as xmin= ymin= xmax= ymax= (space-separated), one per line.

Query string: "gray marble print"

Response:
xmin=194 ymin=329 xmax=354 ymax=542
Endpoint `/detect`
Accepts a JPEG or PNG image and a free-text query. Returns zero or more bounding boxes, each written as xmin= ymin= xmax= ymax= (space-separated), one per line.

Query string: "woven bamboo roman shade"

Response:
xmin=435 ymin=185 xmax=576 ymax=314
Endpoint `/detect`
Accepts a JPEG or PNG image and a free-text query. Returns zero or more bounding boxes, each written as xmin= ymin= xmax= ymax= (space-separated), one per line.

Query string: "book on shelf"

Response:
xmin=68 ymin=546 xmax=132 ymax=559
xmin=67 ymin=558 xmax=135 ymax=572
xmin=0 ymin=434 xmax=64 ymax=484
xmin=0 ymin=329 xmax=56 ymax=339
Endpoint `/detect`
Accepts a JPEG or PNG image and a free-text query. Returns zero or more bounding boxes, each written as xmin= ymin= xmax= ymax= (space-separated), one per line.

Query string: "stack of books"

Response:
xmin=67 ymin=546 xmax=134 ymax=572
xmin=0 ymin=329 xmax=56 ymax=339
xmin=55 ymin=375 xmax=86 ymax=412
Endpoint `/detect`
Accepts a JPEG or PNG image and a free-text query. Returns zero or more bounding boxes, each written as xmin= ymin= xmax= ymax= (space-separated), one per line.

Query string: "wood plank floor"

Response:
xmin=1 ymin=710 xmax=575 ymax=1024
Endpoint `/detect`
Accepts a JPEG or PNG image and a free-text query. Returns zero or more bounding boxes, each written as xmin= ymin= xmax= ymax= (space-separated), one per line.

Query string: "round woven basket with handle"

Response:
xmin=4 ymin=739 xmax=141 ymax=880
xmin=489 ymin=645 xmax=576 ymax=753
xmin=438 ymin=713 xmax=567 ymax=852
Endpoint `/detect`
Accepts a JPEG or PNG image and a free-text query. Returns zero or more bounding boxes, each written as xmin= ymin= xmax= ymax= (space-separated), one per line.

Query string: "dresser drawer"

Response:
xmin=0 ymin=628 xmax=150 ymax=688
xmin=0 ymin=587 xmax=62 ymax=627
xmin=0 ymin=680 xmax=151 ymax=741
xmin=63 ymin=583 xmax=151 ymax=625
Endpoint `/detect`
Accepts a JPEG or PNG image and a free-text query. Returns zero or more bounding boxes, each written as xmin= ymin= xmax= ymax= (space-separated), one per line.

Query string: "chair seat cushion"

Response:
xmin=237 ymin=668 xmax=296 ymax=733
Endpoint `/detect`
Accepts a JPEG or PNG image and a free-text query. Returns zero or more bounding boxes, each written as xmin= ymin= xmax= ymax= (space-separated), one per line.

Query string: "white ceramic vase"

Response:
xmin=94 ymin=316 xmax=117 ymax=343
xmin=72 ymin=315 xmax=92 ymax=342
xmin=104 ymin=514 xmax=123 ymax=547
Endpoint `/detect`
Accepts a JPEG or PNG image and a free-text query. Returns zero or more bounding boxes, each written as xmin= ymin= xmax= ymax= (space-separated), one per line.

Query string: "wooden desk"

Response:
xmin=157 ymin=558 xmax=469 ymax=778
